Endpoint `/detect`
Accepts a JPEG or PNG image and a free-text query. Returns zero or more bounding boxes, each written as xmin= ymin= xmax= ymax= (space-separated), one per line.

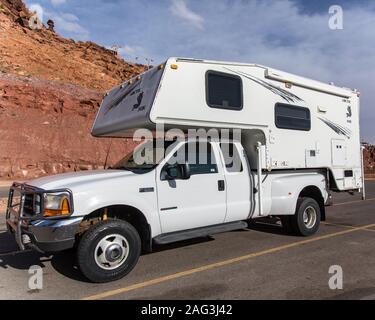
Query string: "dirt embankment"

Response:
xmin=0 ymin=73 xmax=137 ymax=179
xmin=0 ymin=0 xmax=144 ymax=180
xmin=0 ymin=0 xmax=145 ymax=91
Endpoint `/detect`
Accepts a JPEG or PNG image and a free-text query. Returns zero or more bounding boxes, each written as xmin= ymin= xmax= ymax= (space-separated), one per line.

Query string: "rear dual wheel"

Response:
xmin=281 ymin=197 xmax=321 ymax=236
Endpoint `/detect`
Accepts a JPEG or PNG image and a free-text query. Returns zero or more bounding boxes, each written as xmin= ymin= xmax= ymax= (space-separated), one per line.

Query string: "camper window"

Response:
xmin=206 ymin=71 xmax=243 ymax=110
xmin=275 ymin=103 xmax=311 ymax=131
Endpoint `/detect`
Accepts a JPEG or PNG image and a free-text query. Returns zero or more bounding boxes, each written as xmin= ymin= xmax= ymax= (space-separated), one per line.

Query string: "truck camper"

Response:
xmin=7 ymin=57 xmax=363 ymax=282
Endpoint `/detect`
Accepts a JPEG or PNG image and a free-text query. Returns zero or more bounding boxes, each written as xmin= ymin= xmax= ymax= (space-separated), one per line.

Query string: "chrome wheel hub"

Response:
xmin=303 ymin=206 xmax=317 ymax=229
xmin=94 ymin=234 xmax=129 ymax=270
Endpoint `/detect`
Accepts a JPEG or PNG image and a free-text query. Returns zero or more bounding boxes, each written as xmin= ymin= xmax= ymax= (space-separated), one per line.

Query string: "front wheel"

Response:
xmin=77 ymin=219 xmax=141 ymax=283
xmin=284 ymin=197 xmax=321 ymax=236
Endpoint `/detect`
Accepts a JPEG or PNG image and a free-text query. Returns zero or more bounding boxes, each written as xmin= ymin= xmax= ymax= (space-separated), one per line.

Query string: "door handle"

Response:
xmin=218 ymin=180 xmax=225 ymax=191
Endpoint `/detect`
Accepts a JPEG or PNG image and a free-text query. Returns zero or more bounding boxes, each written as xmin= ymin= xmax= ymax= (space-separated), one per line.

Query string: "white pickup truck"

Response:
xmin=6 ymin=138 xmax=327 ymax=282
xmin=7 ymin=58 xmax=362 ymax=283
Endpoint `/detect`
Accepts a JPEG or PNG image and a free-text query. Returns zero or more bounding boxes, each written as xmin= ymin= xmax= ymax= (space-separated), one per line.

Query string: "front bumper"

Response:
xmin=6 ymin=182 xmax=82 ymax=253
xmin=20 ymin=217 xmax=83 ymax=252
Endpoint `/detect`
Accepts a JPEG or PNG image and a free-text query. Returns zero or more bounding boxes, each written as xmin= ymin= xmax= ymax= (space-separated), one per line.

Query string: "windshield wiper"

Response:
xmin=113 ymin=164 xmax=157 ymax=171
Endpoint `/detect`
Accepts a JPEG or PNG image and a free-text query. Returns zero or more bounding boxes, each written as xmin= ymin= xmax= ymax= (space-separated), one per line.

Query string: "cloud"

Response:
xmin=52 ymin=13 xmax=89 ymax=38
xmin=170 ymin=0 xmax=204 ymax=30
xmin=59 ymin=12 xmax=79 ymax=22
xmin=119 ymin=45 xmax=142 ymax=57
xmin=29 ymin=3 xmax=44 ymax=20
xmin=51 ymin=0 xmax=66 ymax=6
xmin=118 ymin=45 xmax=153 ymax=64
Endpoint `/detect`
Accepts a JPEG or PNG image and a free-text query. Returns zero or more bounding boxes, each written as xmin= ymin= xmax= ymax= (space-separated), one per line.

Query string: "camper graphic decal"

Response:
xmin=132 ymin=91 xmax=145 ymax=111
xmin=318 ymin=117 xmax=352 ymax=138
xmin=104 ymin=78 xmax=141 ymax=115
xmin=223 ymin=67 xmax=304 ymax=103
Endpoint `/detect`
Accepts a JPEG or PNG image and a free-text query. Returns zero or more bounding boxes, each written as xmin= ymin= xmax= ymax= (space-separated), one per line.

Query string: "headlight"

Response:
xmin=43 ymin=192 xmax=72 ymax=217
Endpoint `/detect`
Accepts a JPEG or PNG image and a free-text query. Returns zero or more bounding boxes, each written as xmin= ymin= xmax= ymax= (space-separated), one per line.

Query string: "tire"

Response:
xmin=289 ymin=197 xmax=321 ymax=236
xmin=77 ymin=219 xmax=141 ymax=283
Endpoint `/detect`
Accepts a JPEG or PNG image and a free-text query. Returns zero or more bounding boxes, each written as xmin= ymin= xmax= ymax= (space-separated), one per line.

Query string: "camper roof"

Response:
xmin=173 ymin=57 xmax=357 ymax=98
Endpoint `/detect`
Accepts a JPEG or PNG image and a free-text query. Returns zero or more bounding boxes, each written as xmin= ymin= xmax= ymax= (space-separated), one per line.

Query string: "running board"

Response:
xmin=153 ymin=221 xmax=248 ymax=245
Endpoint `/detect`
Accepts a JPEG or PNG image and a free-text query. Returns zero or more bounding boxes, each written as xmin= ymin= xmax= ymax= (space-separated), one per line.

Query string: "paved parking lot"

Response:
xmin=0 ymin=182 xmax=374 ymax=300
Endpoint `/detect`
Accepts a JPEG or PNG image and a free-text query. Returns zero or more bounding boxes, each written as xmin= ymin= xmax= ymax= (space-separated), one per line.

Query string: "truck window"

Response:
xmin=220 ymin=143 xmax=243 ymax=173
xmin=113 ymin=139 xmax=177 ymax=172
xmin=173 ymin=142 xmax=218 ymax=175
xmin=206 ymin=71 xmax=243 ymax=110
xmin=275 ymin=103 xmax=311 ymax=131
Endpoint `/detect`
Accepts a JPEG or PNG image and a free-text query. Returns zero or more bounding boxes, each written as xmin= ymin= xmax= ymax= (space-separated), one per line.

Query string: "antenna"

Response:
xmin=103 ymin=139 xmax=113 ymax=169
xmin=133 ymin=55 xmax=154 ymax=70
xmin=114 ymin=48 xmax=154 ymax=69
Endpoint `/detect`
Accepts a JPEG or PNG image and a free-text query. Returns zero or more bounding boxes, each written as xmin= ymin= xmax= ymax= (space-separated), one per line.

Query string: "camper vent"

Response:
xmin=176 ymin=58 xmax=204 ymax=63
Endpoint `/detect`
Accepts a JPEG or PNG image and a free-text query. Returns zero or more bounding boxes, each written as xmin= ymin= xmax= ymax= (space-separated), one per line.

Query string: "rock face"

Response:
xmin=0 ymin=0 xmax=144 ymax=179
xmin=0 ymin=73 xmax=137 ymax=179
xmin=364 ymin=145 xmax=375 ymax=174
xmin=0 ymin=0 xmax=146 ymax=91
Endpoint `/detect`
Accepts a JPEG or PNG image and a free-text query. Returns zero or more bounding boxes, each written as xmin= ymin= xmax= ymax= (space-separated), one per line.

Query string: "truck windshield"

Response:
xmin=112 ymin=139 xmax=177 ymax=172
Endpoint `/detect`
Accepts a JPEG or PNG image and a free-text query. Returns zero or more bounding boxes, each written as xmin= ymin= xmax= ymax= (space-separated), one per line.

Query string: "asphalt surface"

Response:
xmin=0 ymin=182 xmax=374 ymax=300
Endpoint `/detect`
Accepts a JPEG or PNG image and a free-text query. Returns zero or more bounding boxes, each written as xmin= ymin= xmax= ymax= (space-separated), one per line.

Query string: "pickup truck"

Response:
xmin=6 ymin=138 xmax=327 ymax=282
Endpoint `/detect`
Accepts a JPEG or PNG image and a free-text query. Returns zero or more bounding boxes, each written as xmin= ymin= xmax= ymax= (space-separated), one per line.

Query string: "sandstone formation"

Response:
xmin=0 ymin=0 xmax=143 ymax=179
xmin=0 ymin=73 xmax=137 ymax=179
xmin=364 ymin=144 xmax=375 ymax=174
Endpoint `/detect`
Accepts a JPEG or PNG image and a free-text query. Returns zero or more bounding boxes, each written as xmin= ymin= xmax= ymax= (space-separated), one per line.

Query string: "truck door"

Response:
xmin=156 ymin=141 xmax=227 ymax=234
xmin=219 ymin=142 xmax=252 ymax=222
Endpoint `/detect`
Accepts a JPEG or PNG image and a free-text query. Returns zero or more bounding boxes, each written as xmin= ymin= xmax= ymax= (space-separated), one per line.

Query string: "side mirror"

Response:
xmin=165 ymin=165 xmax=179 ymax=180
xmin=180 ymin=162 xmax=191 ymax=180
xmin=163 ymin=163 xmax=191 ymax=180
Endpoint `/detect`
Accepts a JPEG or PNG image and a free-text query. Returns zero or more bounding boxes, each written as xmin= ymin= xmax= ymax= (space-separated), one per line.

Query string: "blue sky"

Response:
xmin=24 ymin=0 xmax=375 ymax=142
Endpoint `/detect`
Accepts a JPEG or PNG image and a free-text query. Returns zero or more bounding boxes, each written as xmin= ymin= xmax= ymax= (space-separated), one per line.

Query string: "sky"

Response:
xmin=24 ymin=0 xmax=375 ymax=143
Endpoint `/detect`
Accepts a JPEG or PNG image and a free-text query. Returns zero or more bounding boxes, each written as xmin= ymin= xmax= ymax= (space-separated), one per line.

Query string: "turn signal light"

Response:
xmin=44 ymin=198 xmax=71 ymax=217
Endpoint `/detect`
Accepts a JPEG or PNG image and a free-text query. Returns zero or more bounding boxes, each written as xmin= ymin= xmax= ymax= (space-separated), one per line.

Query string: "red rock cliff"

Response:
xmin=0 ymin=0 xmax=144 ymax=179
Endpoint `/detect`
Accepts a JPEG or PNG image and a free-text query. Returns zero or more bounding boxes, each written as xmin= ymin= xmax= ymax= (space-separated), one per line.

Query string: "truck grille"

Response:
xmin=23 ymin=193 xmax=41 ymax=216
xmin=7 ymin=183 xmax=73 ymax=222
xmin=7 ymin=183 xmax=42 ymax=219
xmin=6 ymin=182 xmax=73 ymax=250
